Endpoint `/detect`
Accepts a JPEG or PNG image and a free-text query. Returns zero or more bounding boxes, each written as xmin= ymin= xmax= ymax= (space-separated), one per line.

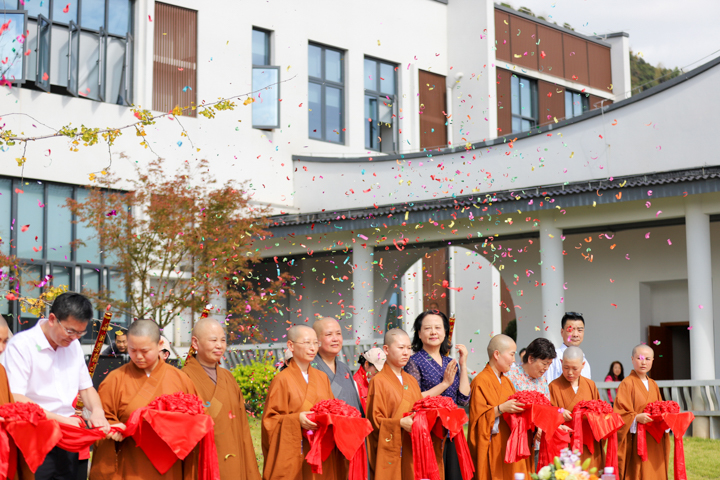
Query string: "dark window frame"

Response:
xmin=363 ymin=56 xmax=398 ymax=153
xmin=0 ymin=176 xmax=128 ymax=341
xmin=510 ymin=74 xmax=538 ymax=133
xmin=252 ymin=27 xmax=280 ymax=130
xmin=16 ymin=0 xmax=134 ymax=105
xmin=564 ymin=89 xmax=590 ymax=119
xmin=308 ymin=42 xmax=345 ymax=144
xmin=0 ymin=10 xmax=28 ymax=85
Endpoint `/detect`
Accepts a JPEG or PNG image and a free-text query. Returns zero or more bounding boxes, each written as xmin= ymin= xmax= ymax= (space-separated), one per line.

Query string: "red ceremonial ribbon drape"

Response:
xmin=302 ymin=400 xmax=372 ymax=480
xmin=406 ymin=397 xmax=474 ymax=480
xmin=537 ymin=428 xmax=571 ymax=473
xmin=502 ymin=392 xmax=564 ymax=464
xmin=568 ymin=400 xmax=624 ymax=475
xmin=637 ymin=401 xmax=694 ymax=480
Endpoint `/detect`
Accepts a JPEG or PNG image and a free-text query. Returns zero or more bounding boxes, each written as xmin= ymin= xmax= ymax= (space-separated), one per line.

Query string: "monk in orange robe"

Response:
xmin=614 ymin=344 xmax=670 ymax=480
xmin=89 ymin=319 xmax=199 ymax=480
xmin=549 ymin=346 xmax=604 ymax=470
xmin=182 ymin=318 xmax=260 ymax=480
xmin=367 ymin=329 xmax=443 ymax=480
xmin=468 ymin=334 xmax=531 ymax=480
xmin=261 ymin=325 xmax=344 ymax=480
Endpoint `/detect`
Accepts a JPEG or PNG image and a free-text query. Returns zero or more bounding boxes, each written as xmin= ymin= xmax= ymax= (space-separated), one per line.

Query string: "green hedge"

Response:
xmin=231 ymin=361 xmax=277 ymax=415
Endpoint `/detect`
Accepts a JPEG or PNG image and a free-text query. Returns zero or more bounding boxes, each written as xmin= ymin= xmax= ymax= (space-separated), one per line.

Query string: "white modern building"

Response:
xmin=1 ymin=0 xmax=718 ymax=401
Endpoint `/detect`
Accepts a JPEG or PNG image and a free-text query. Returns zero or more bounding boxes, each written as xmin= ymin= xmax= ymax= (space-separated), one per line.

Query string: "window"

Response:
xmin=0 ymin=11 xmax=27 ymax=84
xmin=152 ymin=3 xmax=196 ymax=116
xmin=0 ymin=177 xmax=126 ymax=337
xmin=308 ymin=43 xmax=344 ymax=143
xmin=252 ymin=28 xmax=280 ymax=129
xmin=15 ymin=0 xmax=133 ymax=103
xmin=511 ymin=75 xmax=537 ymax=133
xmin=564 ymin=90 xmax=589 ymax=119
xmin=364 ymin=57 xmax=397 ymax=153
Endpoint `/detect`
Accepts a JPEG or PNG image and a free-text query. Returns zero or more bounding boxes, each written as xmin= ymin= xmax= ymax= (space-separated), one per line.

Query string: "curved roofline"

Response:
xmin=293 ymin=54 xmax=720 ymax=164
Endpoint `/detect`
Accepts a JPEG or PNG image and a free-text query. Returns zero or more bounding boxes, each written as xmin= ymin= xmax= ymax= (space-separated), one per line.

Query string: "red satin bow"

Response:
xmin=538 ymin=428 xmax=571 ymax=472
xmin=303 ymin=413 xmax=373 ymax=480
xmin=637 ymin=412 xmax=694 ymax=480
xmin=503 ymin=405 xmax=564 ymax=464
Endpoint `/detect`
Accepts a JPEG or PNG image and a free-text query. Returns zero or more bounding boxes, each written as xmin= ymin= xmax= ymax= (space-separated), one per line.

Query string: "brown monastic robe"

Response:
xmin=261 ymin=358 xmax=345 ymax=480
xmin=0 ymin=365 xmax=28 ymax=480
xmin=614 ymin=370 xmax=670 ymax=480
xmin=468 ymin=364 xmax=531 ymax=480
xmin=182 ymin=356 xmax=261 ymax=480
xmin=89 ymin=360 xmax=199 ymax=480
xmin=549 ymin=375 xmax=604 ymax=470
xmin=366 ymin=364 xmax=443 ymax=480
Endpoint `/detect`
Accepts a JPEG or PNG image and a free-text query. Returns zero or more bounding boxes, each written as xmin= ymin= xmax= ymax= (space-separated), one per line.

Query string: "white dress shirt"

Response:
xmin=544 ymin=343 xmax=592 ymax=384
xmin=1 ymin=320 xmax=93 ymax=417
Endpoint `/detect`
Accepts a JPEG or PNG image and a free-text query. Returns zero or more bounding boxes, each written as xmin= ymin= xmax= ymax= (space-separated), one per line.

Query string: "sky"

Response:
xmin=501 ymin=0 xmax=720 ymax=71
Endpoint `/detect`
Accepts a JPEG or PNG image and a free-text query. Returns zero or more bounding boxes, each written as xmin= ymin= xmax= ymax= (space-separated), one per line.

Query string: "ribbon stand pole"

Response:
xmin=77 ymin=305 xmax=113 ymax=409
xmin=185 ymin=305 xmax=211 ymax=361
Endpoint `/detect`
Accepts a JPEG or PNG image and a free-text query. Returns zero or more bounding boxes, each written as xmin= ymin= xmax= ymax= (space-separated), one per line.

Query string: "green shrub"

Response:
xmin=231 ymin=360 xmax=277 ymax=415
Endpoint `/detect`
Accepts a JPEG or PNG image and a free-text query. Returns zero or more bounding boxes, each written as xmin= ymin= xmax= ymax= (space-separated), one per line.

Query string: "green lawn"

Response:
xmin=249 ymin=418 xmax=720 ymax=478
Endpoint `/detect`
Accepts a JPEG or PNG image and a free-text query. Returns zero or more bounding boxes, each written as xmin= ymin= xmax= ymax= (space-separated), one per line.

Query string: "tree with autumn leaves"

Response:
xmin=67 ymin=157 xmax=292 ymax=342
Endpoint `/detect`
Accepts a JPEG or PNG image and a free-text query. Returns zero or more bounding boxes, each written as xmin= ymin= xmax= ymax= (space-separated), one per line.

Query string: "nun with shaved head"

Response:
xmin=90 ymin=319 xmax=200 ymax=480
xmin=261 ymin=324 xmax=346 ymax=480
xmin=182 ymin=318 xmax=260 ymax=480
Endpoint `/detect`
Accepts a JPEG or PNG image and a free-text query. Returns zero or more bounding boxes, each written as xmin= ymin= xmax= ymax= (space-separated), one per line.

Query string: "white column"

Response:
xmin=539 ymin=213 xmax=565 ymax=346
xmin=402 ymin=259 xmax=424 ymax=335
xmin=352 ymin=246 xmax=375 ymax=342
xmin=684 ymin=198 xmax=715 ymax=439
xmin=491 ymin=266 xmax=502 ymax=337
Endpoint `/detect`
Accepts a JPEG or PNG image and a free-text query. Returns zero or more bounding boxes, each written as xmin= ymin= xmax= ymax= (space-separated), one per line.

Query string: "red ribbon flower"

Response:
xmin=304 ymin=399 xmax=372 ymax=480
xmin=407 ymin=397 xmax=474 ymax=480
xmin=503 ymin=391 xmax=564 ymax=465
xmin=568 ymin=400 xmax=624 ymax=474
xmin=638 ymin=401 xmax=693 ymax=480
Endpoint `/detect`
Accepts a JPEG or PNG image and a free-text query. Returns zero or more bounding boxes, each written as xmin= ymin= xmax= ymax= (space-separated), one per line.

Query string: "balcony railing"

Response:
xmin=223 ymin=339 xmax=377 ymax=369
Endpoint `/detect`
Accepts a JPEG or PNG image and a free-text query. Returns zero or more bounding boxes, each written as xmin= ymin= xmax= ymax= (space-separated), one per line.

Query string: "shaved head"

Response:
xmin=127 ymin=319 xmax=161 ymax=343
xmin=192 ymin=317 xmax=225 ymax=340
xmin=487 ymin=334 xmax=515 ymax=359
xmin=288 ymin=325 xmax=315 ymax=342
xmin=632 ymin=344 xmax=653 ymax=357
xmin=312 ymin=317 xmax=339 ymax=336
xmin=563 ymin=346 xmax=584 ymax=361
xmin=384 ymin=328 xmax=410 ymax=346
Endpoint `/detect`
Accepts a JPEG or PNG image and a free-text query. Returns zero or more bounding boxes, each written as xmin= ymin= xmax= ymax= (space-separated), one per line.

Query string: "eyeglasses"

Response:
xmin=290 ymin=341 xmax=320 ymax=348
xmin=58 ymin=322 xmax=87 ymax=338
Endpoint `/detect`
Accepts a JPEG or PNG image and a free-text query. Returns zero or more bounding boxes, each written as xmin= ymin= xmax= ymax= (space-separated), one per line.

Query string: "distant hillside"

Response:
xmin=630 ymin=51 xmax=682 ymax=93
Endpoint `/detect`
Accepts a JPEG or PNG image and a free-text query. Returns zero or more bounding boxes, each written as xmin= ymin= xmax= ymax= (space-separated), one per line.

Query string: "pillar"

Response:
xmin=352 ymin=246 xmax=375 ymax=342
xmin=685 ymin=198 xmax=716 ymax=438
xmin=539 ymin=213 xmax=565 ymax=346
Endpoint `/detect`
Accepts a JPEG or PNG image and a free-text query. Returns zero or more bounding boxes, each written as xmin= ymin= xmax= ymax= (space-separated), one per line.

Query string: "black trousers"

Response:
xmin=34 ymin=446 xmax=79 ymax=480
xmin=443 ymin=436 xmax=462 ymax=479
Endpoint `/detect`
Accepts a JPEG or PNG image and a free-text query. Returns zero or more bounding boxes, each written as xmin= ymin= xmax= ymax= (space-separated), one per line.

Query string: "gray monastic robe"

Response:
xmin=314 ymin=356 xmax=364 ymax=416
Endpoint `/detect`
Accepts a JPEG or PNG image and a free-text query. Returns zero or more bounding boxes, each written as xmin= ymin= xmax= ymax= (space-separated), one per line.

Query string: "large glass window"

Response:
xmin=564 ymin=90 xmax=590 ymax=119
xmin=511 ymin=74 xmax=538 ymax=133
xmin=0 ymin=11 xmax=28 ymax=84
xmin=0 ymin=177 xmax=124 ymax=336
xmin=364 ymin=57 xmax=397 ymax=153
xmin=16 ymin=0 xmax=133 ymax=104
xmin=308 ymin=43 xmax=344 ymax=143
xmin=252 ymin=28 xmax=280 ymax=129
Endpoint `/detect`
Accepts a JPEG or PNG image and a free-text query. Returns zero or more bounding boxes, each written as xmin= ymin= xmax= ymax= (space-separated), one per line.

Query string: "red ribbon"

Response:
xmin=503 ymin=404 xmax=564 ymax=464
xmin=303 ymin=413 xmax=373 ymax=480
xmin=637 ymin=412 xmax=694 ymax=480
xmin=538 ymin=428 xmax=571 ymax=473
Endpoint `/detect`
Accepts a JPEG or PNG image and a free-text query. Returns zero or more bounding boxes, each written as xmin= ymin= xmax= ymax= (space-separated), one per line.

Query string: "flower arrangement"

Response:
xmin=311 ymin=399 xmax=362 ymax=418
xmin=147 ymin=392 xmax=206 ymax=415
xmin=643 ymin=400 xmax=680 ymax=415
xmin=532 ymin=448 xmax=600 ymax=480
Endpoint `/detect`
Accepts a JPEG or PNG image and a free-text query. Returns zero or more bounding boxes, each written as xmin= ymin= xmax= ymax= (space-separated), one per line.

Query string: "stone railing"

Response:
xmin=596 ymin=380 xmax=720 ymax=439
xmin=222 ymin=340 xmax=377 ymax=369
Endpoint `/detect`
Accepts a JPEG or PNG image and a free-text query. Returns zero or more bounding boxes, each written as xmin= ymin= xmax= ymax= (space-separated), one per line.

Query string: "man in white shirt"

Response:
xmin=2 ymin=292 xmax=112 ymax=480
xmin=544 ymin=312 xmax=592 ymax=383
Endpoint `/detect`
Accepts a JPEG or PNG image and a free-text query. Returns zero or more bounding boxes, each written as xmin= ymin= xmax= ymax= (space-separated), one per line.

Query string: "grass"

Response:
xmin=248 ymin=418 xmax=720 ymax=479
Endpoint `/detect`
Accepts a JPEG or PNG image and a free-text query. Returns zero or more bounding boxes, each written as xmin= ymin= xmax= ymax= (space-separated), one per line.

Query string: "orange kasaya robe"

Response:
xmin=468 ymin=364 xmax=531 ymax=480
xmin=614 ymin=370 xmax=670 ymax=480
xmin=0 ymin=364 xmax=30 ymax=480
xmin=366 ymin=365 xmax=443 ymax=480
xmin=261 ymin=358 xmax=345 ymax=480
xmin=89 ymin=359 xmax=199 ymax=480
xmin=182 ymin=356 xmax=261 ymax=480
xmin=549 ymin=375 xmax=604 ymax=470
